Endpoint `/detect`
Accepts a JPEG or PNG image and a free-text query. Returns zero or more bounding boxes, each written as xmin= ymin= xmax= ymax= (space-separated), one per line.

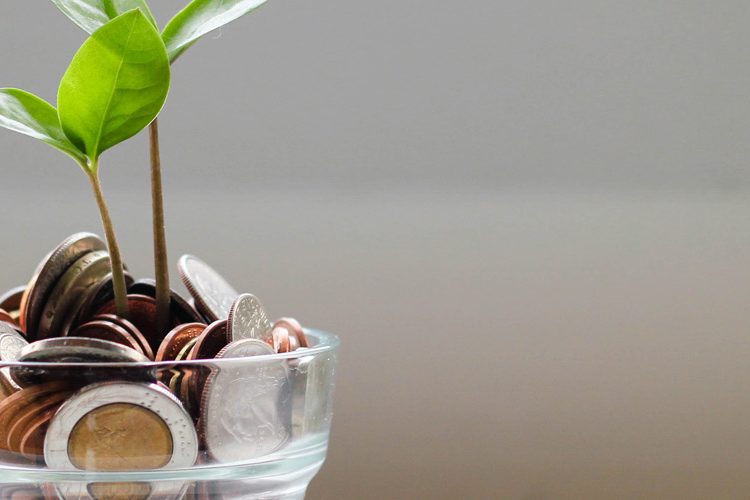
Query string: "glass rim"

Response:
xmin=0 ymin=328 xmax=339 ymax=369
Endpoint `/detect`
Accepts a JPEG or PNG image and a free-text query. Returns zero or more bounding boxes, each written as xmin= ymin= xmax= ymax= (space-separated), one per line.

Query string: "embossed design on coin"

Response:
xmin=227 ymin=293 xmax=272 ymax=343
xmin=20 ymin=233 xmax=106 ymax=338
xmin=0 ymin=329 xmax=27 ymax=392
xmin=44 ymin=382 xmax=198 ymax=470
xmin=177 ymin=255 xmax=238 ymax=322
xmin=201 ymin=339 xmax=291 ymax=462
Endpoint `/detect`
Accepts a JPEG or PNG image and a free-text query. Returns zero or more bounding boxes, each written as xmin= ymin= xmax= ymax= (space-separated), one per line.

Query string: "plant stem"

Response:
xmin=149 ymin=119 xmax=171 ymax=336
xmin=87 ymin=164 xmax=129 ymax=318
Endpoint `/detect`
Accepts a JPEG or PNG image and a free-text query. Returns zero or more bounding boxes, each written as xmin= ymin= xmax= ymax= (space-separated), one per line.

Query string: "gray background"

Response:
xmin=3 ymin=1 xmax=750 ymax=498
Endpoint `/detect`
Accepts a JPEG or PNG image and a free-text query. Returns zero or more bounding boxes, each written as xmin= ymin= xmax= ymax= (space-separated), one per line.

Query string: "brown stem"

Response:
xmin=87 ymin=165 xmax=129 ymax=318
xmin=149 ymin=119 xmax=171 ymax=336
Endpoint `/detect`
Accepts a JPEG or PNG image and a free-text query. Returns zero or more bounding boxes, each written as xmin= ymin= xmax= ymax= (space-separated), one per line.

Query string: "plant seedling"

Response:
xmin=51 ymin=0 xmax=270 ymax=335
xmin=0 ymin=9 xmax=171 ymax=319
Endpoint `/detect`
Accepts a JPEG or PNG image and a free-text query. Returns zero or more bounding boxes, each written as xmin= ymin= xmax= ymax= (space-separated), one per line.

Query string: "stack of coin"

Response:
xmin=0 ymin=234 xmax=311 ymax=470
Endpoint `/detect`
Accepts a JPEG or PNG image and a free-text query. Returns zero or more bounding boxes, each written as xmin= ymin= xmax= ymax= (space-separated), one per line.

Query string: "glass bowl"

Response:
xmin=0 ymin=329 xmax=339 ymax=499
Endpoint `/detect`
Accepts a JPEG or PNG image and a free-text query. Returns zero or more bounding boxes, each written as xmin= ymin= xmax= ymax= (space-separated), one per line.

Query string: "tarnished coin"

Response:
xmin=91 ymin=314 xmax=155 ymax=361
xmin=45 ymin=382 xmax=198 ymax=470
xmin=156 ymin=323 xmax=206 ymax=362
xmin=227 ymin=294 xmax=272 ymax=343
xmin=37 ymin=250 xmax=111 ymax=341
xmin=200 ymin=338 xmax=291 ymax=462
xmin=129 ymin=278 xmax=205 ymax=325
xmin=6 ymin=390 xmax=71 ymax=453
xmin=12 ymin=337 xmax=152 ymax=388
xmin=177 ymin=255 xmax=238 ymax=322
xmin=20 ymin=233 xmax=106 ymax=338
xmin=0 ymin=310 xmax=15 ymax=327
xmin=0 ymin=382 xmax=71 ymax=451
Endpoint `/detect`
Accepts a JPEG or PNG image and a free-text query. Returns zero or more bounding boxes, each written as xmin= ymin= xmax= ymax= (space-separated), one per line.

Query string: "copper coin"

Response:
xmin=0 ymin=286 xmax=24 ymax=313
xmin=156 ymin=323 xmax=206 ymax=362
xmin=63 ymin=272 xmax=135 ymax=337
xmin=6 ymin=390 xmax=71 ymax=453
xmin=19 ymin=409 xmax=57 ymax=460
xmin=272 ymin=326 xmax=291 ymax=353
xmin=187 ymin=320 xmax=228 ymax=361
xmin=273 ymin=317 xmax=308 ymax=348
xmin=72 ymin=321 xmax=145 ymax=356
xmin=129 ymin=279 xmax=205 ymax=325
xmin=20 ymin=233 xmax=106 ymax=338
xmin=0 ymin=309 xmax=15 ymax=327
xmin=0 ymin=382 xmax=70 ymax=450
xmin=94 ymin=294 xmax=175 ymax=353
xmin=91 ymin=314 xmax=155 ymax=361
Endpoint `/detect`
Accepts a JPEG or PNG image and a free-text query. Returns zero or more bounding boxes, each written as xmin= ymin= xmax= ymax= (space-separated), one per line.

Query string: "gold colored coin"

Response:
xmin=87 ymin=482 xmax=152 ymax=500
xmin=67 ymin=403 xmax=173 ymax=471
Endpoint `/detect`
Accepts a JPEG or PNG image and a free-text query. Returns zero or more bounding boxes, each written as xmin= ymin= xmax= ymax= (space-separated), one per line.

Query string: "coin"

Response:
xmin=94 ymin=294 xmax=179 ymax=354
xmin=44 ymin=382 xmax=198 ymax=470
xmin=271 ymin=326 xmax=291 ymax=353
xmin=72 ymin=321 xmax=145 ymax=356
xmin=12 ymin=337 xmax=151 ymax=387
xmin=273 ymin=317 xmax=308 ymax=348
xmin=0 ymin=382 xmax=71 ymax=450
xmin=129 ymin=278 xmax=205 ymax=325
xmin=36 ymin=250 xmax=111 ymax=340
xmin=91 ymin=314 xmax=155 ymax=361
xmin=187 ymin=320 xmax=228 ymax=361
xmin=6 ymin=390 xmax=71 ymax=453
xmin=177 ymin=255 xmax=238 ymax=322
xmin=0 ymin=310 xmax=15 ymax=327
xmin=156 ymin=323 xmax=206 ymax=362
xmin=227 ymin=293 xmax=272 ymax=344
xmin=63 ymin=271 xmax=135 ymax=336
xmin=20 ymin=233 xmax=106 ymax=338
xmin=0 ymin=329 xmax=28 ymax=392
xmin=0 ymin=286 xmax=25 ymax=317
xmin=200 ymin=338 xmax=291 ymax=462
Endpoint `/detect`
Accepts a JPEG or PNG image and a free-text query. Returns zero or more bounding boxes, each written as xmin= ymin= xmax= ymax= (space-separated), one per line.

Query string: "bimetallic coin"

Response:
xmin=200 ymin=338 xmax=291 ymax=462
xmin=20 ymin=233 xmax=106 ymax=338
xmin=37 ymin=250 xmax=111 ymax=340
xmin=45 ymin=382 xmax=198 ymax=471
xmin=227 ymin=294 xmax=272 ymax=343
xmin=177 ymin=255 xmax=238 ymax=322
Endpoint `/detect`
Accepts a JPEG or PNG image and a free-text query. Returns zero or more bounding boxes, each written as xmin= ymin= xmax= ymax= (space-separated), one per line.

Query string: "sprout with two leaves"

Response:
xmin=0 ymin=1 xmax=270 ymax=332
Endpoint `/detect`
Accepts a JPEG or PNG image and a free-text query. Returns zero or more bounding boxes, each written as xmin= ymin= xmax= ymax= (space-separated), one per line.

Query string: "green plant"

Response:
xmin=51 ymin=0 xmax=270 ymax=335
xmin=0 ymin=9 xmax=170 ymax=319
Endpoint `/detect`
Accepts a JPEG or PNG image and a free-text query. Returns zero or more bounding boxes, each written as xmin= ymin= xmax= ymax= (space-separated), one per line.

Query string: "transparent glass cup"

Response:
xmin=0 ymin=329 xmax=339 ymax=499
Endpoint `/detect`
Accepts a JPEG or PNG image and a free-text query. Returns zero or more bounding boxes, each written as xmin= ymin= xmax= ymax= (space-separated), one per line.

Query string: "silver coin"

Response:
xmin=177 ymin=255 xmax=238 ymax=322
xmin=44 ymin=381 xmax=198 ymax=471
xmin=37 ymin=250 xmax=111 ymax=340
xmin=0 ymin=330 xmax=27 ymax=392
xmin=21 ymin=233 xmax=106 ymax=338
xmin=227 ymin=293 xmax=272 ymax=343
xmin=18 ymin=337 xmax=149 ymax=364
xmin=201 ymin=338 xmax=291 ymax=463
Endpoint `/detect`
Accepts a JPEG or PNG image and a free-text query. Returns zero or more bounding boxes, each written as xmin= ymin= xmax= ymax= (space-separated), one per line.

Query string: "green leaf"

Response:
xmin=49 ymin=0 xmax=157 ymax=34
xmin=0 ymin=88 xmax=87 ymax=164
xmin=58 ymin=9 xmax=170 ymax=163
xmin=162 ymin=0 xmax=269 ymax=62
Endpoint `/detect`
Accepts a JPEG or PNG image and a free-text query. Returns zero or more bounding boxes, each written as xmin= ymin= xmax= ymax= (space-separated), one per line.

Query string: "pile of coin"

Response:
xmin=0 ymin=233 xmax=310 ymax=471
